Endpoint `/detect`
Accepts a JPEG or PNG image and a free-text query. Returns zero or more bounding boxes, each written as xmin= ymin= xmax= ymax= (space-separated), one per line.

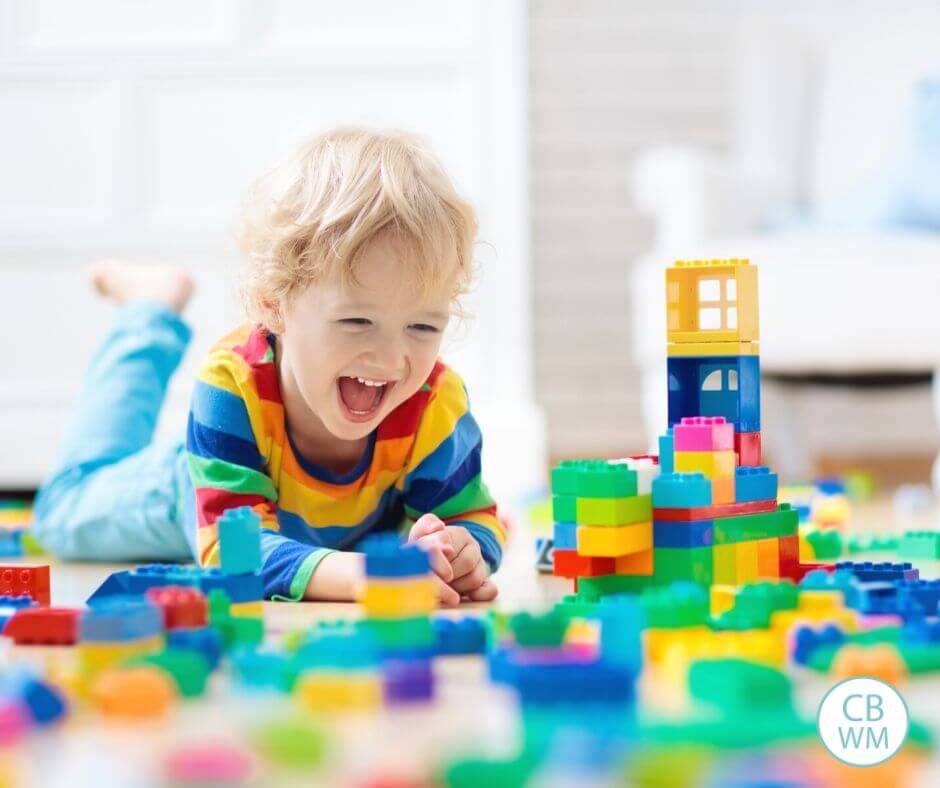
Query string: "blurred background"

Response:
xmin=3 ymin=0 xmax=940 ymax=512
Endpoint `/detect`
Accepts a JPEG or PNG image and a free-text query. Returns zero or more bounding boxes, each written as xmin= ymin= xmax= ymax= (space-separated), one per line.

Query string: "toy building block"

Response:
xmin=735 ymin=540 xmax=760 ymax=584
xmin=217 ymin=507 xmax=262 ymax=575
xmin=552 ymin=459 xmax=638 ymax=498
xmin=296 ymin=672 xmax=383 ymax=711
xmin=0 ymin=565 xmax=50 ymax=606
xmin=793 ymin=624 xmax=846 ymax=665
xmin=146 ymin=586 xmax=208 ymax=630
xmin=778 ymin=534 xmax=800 ymax=578
xmin=665 ymin=258 xmax=759 ymax=344
xmin=713 ymin=544 xmax=738 ymax=585
xmin=835 ymin=561 xmax=919 ymax=583
xmin=552 ymin=521 xmax=577 ymax=550
xmin=652 ymin=546 xmax=713 ymax=587
xmin=362 ymin=534 xmax=431 ymax=579
xmin=674 ymin=450 xmax=735 ymax=480
xmin=713 ymin=505 xmax=798 ymax=546
xmin=252 ymin=717 xmax=328 ymax=771
xmin=652 ymin=472 xmax=711 ymax=508
xmin=615 ymin=548 xmax=655 ymax=575
xmin=653 ymin=519 xmax=713 ymax=549
xmin=756 ymin=537 xmax=780 ymax=579
xmin=433 ymin=617 xmax=487 ymax=656
xmin=735 ymin=431 xmax=762 ymax=466
xmin=0 ymin=595 xmax=37 ymax=629
xmin=577 ymin=573 xmax=653 ymax=600
xmin=124 ymin=649 xmax=210 ymax=698
xmin=552 ymin=550 xmax=616 ymax=578
xmin=666 ymin=355 xmax=761 ymax=433
xmin=898 ymin=579 xmax=940 ymax=616
xmin=165 ymin=627 xmax=222 ymax=672
xmin=641 ymin=582 xmax=709 ymax=628
xmin=619 ymin=455 xmax=660 ymax=495
xmin=551 ymin=495 xmax=576 ymax=524
xmin=80 ymin=596 xmax=163 ymax=642
xmin=658 ymin=430 xmax=674 ymax=473
xmin=831 ymin=643 xmax=908 ymax=685
xmin=575 ymin=495 xmax=652 ymax=526
xmin=653 ymin=498 xmax=776 ymax=522
xmin=577 ymin=522 xmax=651 ymax=558
xmin=899 ymin=530 xmax=940 ymax=560
xmin=4 ymin=607 xmax=80 ymax=645
xmin=673 ymin=416 xmax=734 ymax=452
xmin=361 ymin=577 xmax=436 ymax=618
xmin=846 ymin=533 xmax=899 ymax=554
xmin=666 ymin=340 xmax=759 ymax=357
xmin=711 ymin=477 xmax=735 ymax=505
xmin=384 ymin=656 xmax=435 ymax=703
xmin=805 ymin=528 xmax=843 ymax=560
xmin=87 ymin=564 xmax=263 ymax=605
xmin=734 ymin=466 xmax=777 ymax=503
xmin=92 ymin=665 xmax=177 ymax=718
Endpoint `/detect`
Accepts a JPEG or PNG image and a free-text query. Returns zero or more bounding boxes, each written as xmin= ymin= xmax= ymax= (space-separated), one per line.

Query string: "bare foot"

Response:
xmin=90 ymin=259 xmax=194 ymax=314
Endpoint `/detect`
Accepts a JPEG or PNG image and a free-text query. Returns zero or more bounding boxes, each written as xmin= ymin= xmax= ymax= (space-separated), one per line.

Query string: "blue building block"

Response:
xmin=734 ymin=466 xmax=778 ymax=503
xmin=218 ymin=506 xmax=262 ymax=575
xmin=667 ymin=355 xmax=761 ymax=432
xmin=167 ymin=626 xmax=223 ymax=671
xmin=434 ymin=617 xmax=487 ymax=655
xmin=853 ymin=582 xmax=901 ymax=615
xmin=903 ymin=619 xmax=940 ymax=645
xmin=293 ymin=630 xmax=379 ymax=670
xmin=361 ymin=534 xmax=430 ymax=578
xmin=87 ymin=564 xmax=264 ymax=604
xmin=507 ymin=659 xmax=636 ymax=707
xmin=835 ymin=561 xmax=920 ymax=583
xmin=597 ymin=595 xmax=644 ymax=672
xmin=80 ymin=596 xmax=163 ymax=642
xmin=793 ymin=624 xmax=845 ymax=666
xmin=230 ymin=647 xmax=296 ymax=692
xmin=652 ymin=472 xmax=712 ymax=508
xmin=898 ymin=579 xmax=940 ymax=616
xmin=658 ymin=430 xmax=675 ymax=474
xmin=799 ymin=569 xmax=860 ymax=608
xmin=553 ymin=522 xmax=578 ymax=550
xmin=653 ymin=519 xmax=714 ymax=548
xmin=0 ymin=531 xmax=23 ymax=557
xmin=0 ymin=670 xmax=67 ymax=726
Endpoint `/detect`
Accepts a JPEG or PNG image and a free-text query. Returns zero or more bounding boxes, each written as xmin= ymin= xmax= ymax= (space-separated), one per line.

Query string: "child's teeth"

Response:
xmin=355 ymin=377 xmax=386 ymax=387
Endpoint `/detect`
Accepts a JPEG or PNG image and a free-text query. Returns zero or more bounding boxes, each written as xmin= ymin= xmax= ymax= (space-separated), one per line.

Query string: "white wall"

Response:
xmin=0 ymin=0 xmax=543 ymax=506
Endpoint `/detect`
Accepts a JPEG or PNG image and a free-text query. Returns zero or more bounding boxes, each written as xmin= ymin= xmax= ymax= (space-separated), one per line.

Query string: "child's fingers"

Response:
xmin=433 ymin=575 xmax=461 ymax=607
xmin=408 ymin=513 xmax=445 ymax=541
xmin=466 ymin=579 xmax=498 ymax=602
xmin=449 ymin=559 xmax=486 ymax=594
xmin=421 ymin=542 xmax=454 ymax=583
xmin=449 ymin=542 xmax=481 ymax=581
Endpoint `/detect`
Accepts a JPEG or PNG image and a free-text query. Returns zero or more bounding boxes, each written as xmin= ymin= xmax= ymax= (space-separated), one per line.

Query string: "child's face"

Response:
xmin=278 ymin=232 xmax=454 ymax=443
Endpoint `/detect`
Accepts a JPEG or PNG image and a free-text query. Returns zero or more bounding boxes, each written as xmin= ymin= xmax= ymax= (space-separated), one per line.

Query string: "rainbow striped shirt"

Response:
xmin=182 ymin=324 xmax=504 ymax=599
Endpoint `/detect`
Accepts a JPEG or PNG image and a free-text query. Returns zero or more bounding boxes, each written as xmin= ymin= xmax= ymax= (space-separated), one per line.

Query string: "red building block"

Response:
xmin=735 ymin=432 xmax=762 ymax=467
xmin=552 ymin=550 xmax=616 ymax=578
xmin=3 ymin=608 xmax=80 ymax=645
xmin=778 ymin=534 xmax=800 ymax=579
xmin=653 ymin=498 xmax=777 ymax=522
xmin=146 ymin=586 xmax=208 ymax=630
xmin=0 ymin=565 xmax=51 ymax=606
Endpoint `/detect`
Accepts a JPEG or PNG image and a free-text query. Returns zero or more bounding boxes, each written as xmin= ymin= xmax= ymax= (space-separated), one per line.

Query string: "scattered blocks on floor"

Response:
xmin=899 ymin=530 xmax=940 ymax=560
xmin=217 ymin=507 xmax=262 ymax=575
xmin=433 ymin=617 xmax=487 ymax=656
xmin=0 ymin=564 xmax=50 ymax=606
xmin=3 ymin=607 xmax=80 ymax=645
xmin=835 ymin=561 xmax=919 ymax=583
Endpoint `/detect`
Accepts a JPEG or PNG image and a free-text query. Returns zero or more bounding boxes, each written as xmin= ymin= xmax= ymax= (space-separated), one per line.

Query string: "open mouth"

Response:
xmin=336 ymin=376 xmax=395 ymax=423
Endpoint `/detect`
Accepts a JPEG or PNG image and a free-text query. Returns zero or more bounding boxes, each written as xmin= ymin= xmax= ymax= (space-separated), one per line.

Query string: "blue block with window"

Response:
xmin=666 ymin=355 xmax=760 ymax=432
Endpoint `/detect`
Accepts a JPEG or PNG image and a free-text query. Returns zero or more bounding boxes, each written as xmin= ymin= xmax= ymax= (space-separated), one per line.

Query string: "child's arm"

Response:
xmin=187 ymin=352 xmax=338 ymax=600
xmin=400 ymin=366 xmax=507 ymax=595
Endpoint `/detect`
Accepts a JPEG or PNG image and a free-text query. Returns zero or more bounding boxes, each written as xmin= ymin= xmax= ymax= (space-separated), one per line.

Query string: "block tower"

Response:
xmin=551 ymin=259 xmax=800 ymax=597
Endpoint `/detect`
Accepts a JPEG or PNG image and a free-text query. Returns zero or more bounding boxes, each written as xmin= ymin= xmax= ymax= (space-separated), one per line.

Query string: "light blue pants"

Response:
xmin=33 ymin=302 xmax=194 ymax=562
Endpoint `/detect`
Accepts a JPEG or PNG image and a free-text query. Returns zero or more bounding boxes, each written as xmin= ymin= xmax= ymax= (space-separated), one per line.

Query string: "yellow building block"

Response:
xmin=674 ymin=450 xmax=735 ymax=480
xmin=735 ymin=540 xmax=759 ymax=584
xmin=710 ymin=584 xmax=737 ymax=616
xmin=644 ymin=625 xmax=709 ymax=664
xmin=665 ymin=258 xmax=759 ymax=344
xmin=577 ymin=522 xmax=652 ymax=558
xmin=361 ymin=577 xmax=436 ymax=618
xmin=712 ymin=543 xmax=738 ymax=585
xmin=756 ymin=537 xmax=780 ymax=579
xmin=615 ymin=548 xmax=654 ymax=575
xmin=229 ymin=601 xmax=264 ymax=618
xmin=295 ymin=672 xmax=382 ymax=712
xmin=770 ymin=608 xmax=859 ymax=636
xmin=565 ymin=619 xmax=600 ymax=648
xmin=797 ymin=590 xmax=844 ymax=616
xmin=667 ymin=340 xmax=759 ymax=357
xmin=78 ymin=636 xmax=164 ymax=687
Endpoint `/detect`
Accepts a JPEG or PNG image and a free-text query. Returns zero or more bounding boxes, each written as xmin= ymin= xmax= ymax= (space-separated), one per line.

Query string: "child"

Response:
xmin=33 ymin=128 xmax=504 ymax=605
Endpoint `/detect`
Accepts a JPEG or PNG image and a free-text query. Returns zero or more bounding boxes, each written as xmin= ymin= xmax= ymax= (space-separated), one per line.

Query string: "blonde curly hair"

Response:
xmin=238 ymin=127 xmax=478 ymax=331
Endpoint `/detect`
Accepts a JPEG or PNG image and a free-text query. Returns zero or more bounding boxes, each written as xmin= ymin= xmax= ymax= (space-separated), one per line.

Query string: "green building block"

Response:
xmin=712 ymin=581 xmax=798 ymax=630
xmin=443 ymin=755 xmax=536 ymax=788
xmin=253 ymin=716 xmax=328 ymax=770
xmin=577 ymin=573 xmax=654 ymax=600
xmin=899 ymin=530 xmax=940 ymax=560
xmin=218 ymin=616 xmax=264 ymax=650
xmin=576 ymin=495 xmax=651 ymax=526
xmin=551 ymin=459 xmax=638 ymax=498
xmin=624 ymin=745 xmax=715 ymax=788
xmin=805 ymin=528 xmax=843 ymax=560
xmin=653 ymin=547 xmax=713 ymax=587
xmin=551 ymin=495 xmax=576 ymax=523
xmin=124 ymin=649 xmax=210 ymax=698
xmin=509 ymin=611 xmax=568 ymax=647
xmin=361 ymin=616 xmax=434 ymax=649
xmin=713 ymin=505 xmax=798 ymax=545
xmin=846 ymin=533 xmax=899 ymax=554
xmin=553 ymin=594 xmax=600 ymax=619
xmin=641 ymin=583 xmax=708 ymax=628
xmin=689 ymin=659 xmax=792 ymax=714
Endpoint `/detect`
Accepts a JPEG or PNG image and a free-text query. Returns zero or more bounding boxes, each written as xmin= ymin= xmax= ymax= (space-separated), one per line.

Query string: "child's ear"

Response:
xmin=260 ymin=298 xmax=285 ymax=334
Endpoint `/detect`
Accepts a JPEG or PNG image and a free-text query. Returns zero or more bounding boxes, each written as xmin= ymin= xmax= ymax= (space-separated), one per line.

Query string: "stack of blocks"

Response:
xmin=361 ymin=535 xmax=436 ymax=703
xmin=553 ymin=259 xmax=799 ymax=597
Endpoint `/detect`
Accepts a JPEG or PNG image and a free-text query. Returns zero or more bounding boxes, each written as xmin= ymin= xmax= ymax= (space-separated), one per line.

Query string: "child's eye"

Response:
xmin=338 ymin=318 xmax=372 ymax=327
xmin=409 ymin=323 xmax=440 ymax=333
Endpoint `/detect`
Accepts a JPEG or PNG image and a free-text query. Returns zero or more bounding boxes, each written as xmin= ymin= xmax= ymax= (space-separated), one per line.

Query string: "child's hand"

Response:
xmin=407 ymin=514 xmax=460 ymax=607
xmin=408 ymin=515 xmax=498 ymax=604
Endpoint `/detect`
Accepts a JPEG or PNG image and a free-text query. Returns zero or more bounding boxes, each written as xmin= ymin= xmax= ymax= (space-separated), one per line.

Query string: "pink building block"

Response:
xmin=673 ymin=416 xmax=734 ymax=452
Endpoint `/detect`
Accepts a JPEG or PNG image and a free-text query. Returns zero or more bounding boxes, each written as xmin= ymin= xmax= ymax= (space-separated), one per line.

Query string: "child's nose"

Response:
xmin=366 ymin=337 xmax=406 ymax=375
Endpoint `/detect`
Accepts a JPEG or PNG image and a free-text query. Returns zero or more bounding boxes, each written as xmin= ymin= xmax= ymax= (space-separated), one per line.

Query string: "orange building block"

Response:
xmin=831 ymin=644 xmax=907 ymax=686
xmin=711 ymin=477 xmax=735 ymax=505
xmin=615 ymin=548 xmax=654 ymax=575
xmin=92 ymin=666 xmax=177 ymax=718
xmin=756 ymin=538 xmax=779 ymax=579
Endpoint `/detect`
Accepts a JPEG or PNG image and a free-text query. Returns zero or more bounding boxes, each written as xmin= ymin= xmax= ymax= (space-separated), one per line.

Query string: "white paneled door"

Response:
xmin=0 ymin=0 xmax=543 ymax=507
